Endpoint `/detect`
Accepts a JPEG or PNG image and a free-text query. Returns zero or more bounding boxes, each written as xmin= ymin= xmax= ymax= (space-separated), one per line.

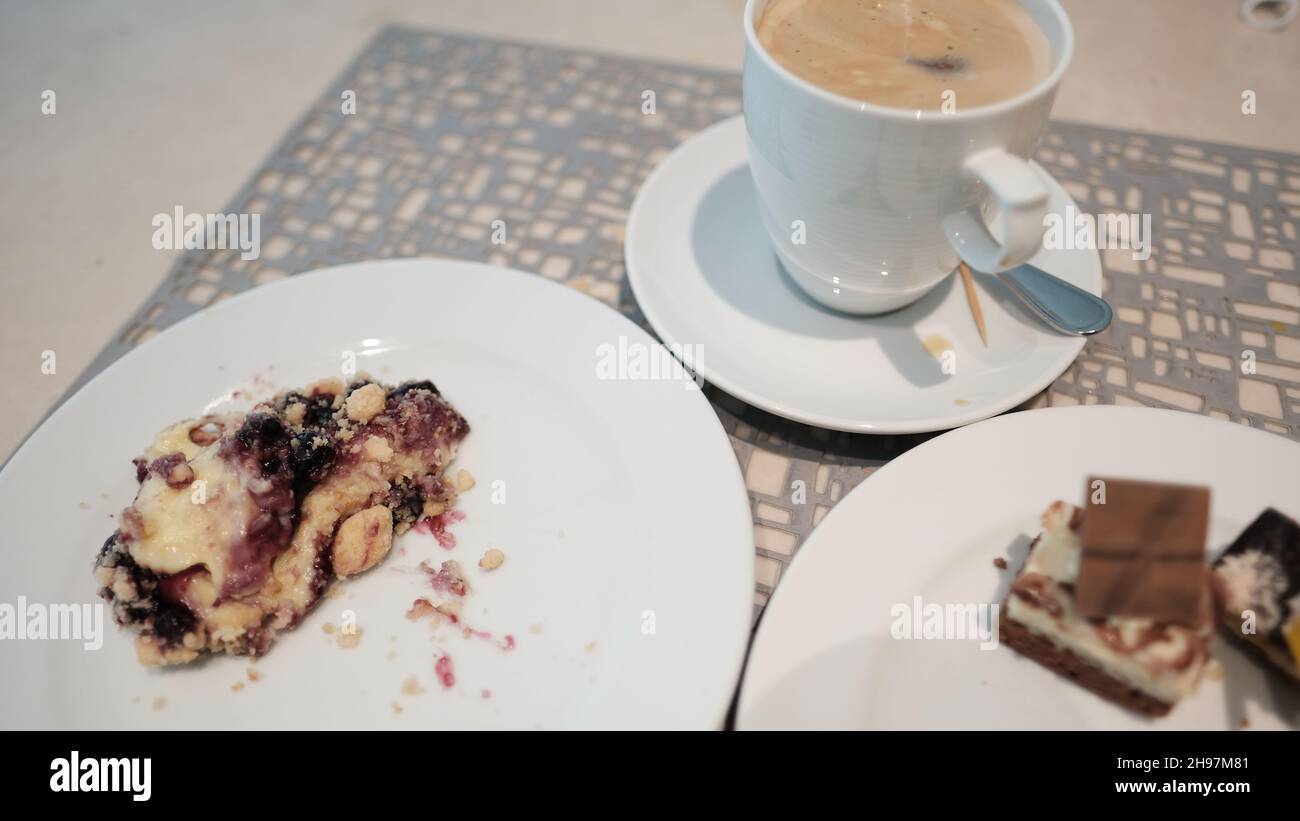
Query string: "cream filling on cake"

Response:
xmin=1006 ymin=501 xmax=1211 ymax=705
xmin=126 ymin=422 xmax=257 ymax=594
xmin=142 ymin=416 xmax=235 ymax=461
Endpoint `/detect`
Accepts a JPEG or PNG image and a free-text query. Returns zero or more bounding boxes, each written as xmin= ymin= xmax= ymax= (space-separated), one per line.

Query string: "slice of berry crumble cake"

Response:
xmin=94 ymin=378 xmax=469 ymax=665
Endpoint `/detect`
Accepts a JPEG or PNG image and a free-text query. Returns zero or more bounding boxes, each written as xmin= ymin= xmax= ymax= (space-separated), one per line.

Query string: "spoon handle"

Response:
xmin=996 ymin=264 xmax=1113 ymax=336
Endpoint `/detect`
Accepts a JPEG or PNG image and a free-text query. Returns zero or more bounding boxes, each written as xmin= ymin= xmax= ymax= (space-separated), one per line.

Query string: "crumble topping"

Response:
xmin=283 ymin=402 xmax=306 ymax=428
xmin=306 ymin=378 xmax=346 ymax=402
xmin=363 ymin=435 xmax=394 ymax=462
xmin=345 ymin=383 xmax=387 ymax=424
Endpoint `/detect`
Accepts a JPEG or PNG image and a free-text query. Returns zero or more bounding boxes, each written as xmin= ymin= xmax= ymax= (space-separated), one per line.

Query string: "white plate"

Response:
xmin=625 ymin=115 xmax=1102 ymax=433
xmin=738 ymin=406 xmax=1300 ymax=729
xmin=0 ymin=259 xmax=753 ymax=730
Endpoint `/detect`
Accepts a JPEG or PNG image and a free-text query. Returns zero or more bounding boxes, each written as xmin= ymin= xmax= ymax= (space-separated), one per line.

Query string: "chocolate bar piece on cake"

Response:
xmin=1000 ymin=483 xmax=1215 ymax=717
xmin=1212 ymin=508 xmax=1300 ymax=683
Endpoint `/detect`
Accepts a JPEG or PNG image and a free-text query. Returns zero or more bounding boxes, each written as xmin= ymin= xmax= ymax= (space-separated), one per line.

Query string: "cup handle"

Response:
xmin=942 ymin=148 xmax=1049 ymax=272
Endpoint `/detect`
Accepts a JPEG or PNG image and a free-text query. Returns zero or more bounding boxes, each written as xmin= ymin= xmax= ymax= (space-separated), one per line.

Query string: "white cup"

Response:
xmin=743 ymin=0 xmax=1074 ymax=314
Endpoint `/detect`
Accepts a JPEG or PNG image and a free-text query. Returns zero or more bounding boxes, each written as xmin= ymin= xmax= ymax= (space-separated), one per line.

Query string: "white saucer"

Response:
xmin=738 ymin=406 xmax=1300 ymax=730
xmin=625 ymin=115 xmax=1103 ymax=434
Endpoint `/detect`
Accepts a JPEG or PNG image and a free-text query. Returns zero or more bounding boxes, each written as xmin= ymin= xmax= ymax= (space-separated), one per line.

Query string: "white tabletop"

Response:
xmin=2 ymin=0 xmax=1298 ymax=461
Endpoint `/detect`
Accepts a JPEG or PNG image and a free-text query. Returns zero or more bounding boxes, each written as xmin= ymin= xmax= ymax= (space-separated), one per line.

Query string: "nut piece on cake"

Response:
xmin=94 ymin=379 xmax=469 ymax=666
xmin=1000 ymin=483 xmax=1215 ymax=717
xmin=333 ymin=505 xmax=395 ymax=577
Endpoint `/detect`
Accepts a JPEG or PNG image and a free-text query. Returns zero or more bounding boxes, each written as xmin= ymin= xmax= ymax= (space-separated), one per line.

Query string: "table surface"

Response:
xmin=2 ymin=0 xmax=1297 ymax=459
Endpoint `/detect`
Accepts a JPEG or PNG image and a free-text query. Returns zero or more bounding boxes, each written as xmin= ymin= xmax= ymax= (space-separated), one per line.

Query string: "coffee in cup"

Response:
xmin=755 ymin=0 xmax=1052 ymax=111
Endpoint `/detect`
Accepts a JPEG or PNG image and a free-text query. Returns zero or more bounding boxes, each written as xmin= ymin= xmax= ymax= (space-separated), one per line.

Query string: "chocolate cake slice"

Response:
xmin=1212 ymin=508 xmax=1300 ymax=683
xmin=1000 ymin=500 xmax=1215 ymax=717
xmin=94 ymin=378 xmax=469 ymax=665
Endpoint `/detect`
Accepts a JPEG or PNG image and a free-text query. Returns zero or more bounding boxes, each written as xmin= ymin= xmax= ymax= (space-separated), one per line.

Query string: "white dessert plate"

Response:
xmin=625 ymin=114 xmax=1103 ymax=433
xmin=738 ymin=406 xmax=1300 ymax=730
xmin=0 ymin=259 xmax=753 ymax=730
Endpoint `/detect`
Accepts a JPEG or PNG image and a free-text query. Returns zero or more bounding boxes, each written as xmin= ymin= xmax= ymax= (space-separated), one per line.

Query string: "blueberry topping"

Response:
xmin=392 ymin=379 xmax=440 ymax=398
xmin=281 ymin=390 xmax=337 ymax=427
xmin=290 ymin=430 xmax=336 ymax=486
xmin=228 ymin=412 xmax=292 ymax=478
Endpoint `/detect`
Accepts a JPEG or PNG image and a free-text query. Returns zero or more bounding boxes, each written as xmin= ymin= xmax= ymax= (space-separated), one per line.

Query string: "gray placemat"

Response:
xmin=60 ymin=26 xmax=1300 ymax=621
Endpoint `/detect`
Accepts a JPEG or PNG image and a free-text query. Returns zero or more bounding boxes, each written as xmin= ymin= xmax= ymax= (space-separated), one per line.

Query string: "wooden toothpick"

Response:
xmin=958 ymin=261 xmax=988 ymax=348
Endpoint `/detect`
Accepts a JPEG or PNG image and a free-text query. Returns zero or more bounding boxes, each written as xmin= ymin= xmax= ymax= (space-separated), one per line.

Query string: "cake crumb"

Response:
xmin=433 ymin=601 xmax=462 ymax=624
xmin=456 ymin=469 xmax=476 ymax=491
xmin=402 ymin=675 xmax=425 ymax=696
xmin=407 ymin=598 xmax=436 ymax=620
xmin=152 ymin=697 xmax=167 ymax=712
xmin=529 ymin=623 xmax=544 ymax=635
xmin=337 ymin=628 xmax=364 ymax=649
xmin=420 ymin=559 xmax=470 ymax=596
xmin=993 ymin=557 xmax=1008 ymax=570
xmin=479 ymin=548 xmax=505 ymax=571
xmin=392 ymin=702 xmax=404 ymax=715
xmin=247 ymin=668 xmax=262 ymax=683
xmin=1205 ymin=660 xmax=1224 ymax=682
xmin=231 ymin=682 xmax=245 ymax=693
xmin=1239 ymin=716 xmax=1250 ymax=729
xmin=584 ymin=640 xmax=599 ymax=654
xmin=322 ymin=622 xmax=336 ymax=634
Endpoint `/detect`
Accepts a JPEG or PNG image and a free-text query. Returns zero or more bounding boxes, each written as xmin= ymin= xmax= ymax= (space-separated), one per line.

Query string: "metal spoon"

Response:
xmin=995 ymin=263 xmax=1113 ymax=335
